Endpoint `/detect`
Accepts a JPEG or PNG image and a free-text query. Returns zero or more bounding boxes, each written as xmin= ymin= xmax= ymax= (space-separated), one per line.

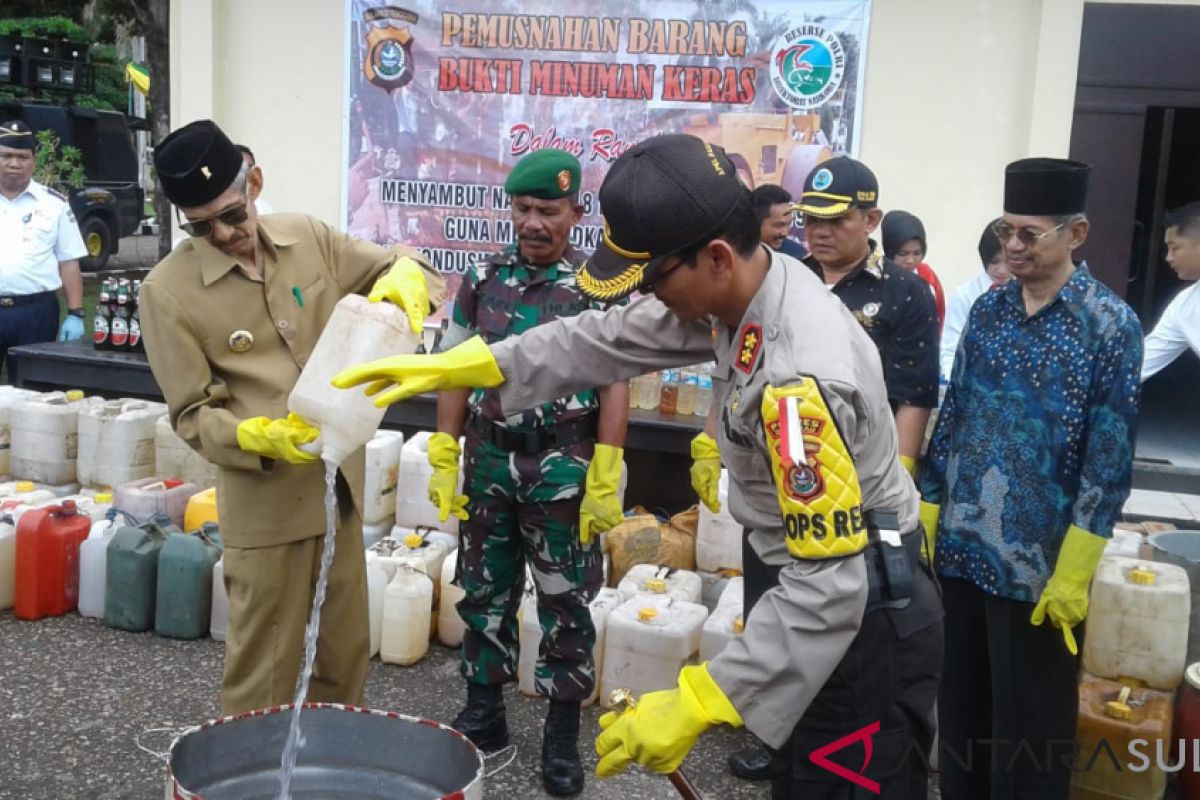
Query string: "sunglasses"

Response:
xmin=991 ymin=221 xmax=1065 ymax=247
xmin=178 ymin=200 xmax=250 ymax=237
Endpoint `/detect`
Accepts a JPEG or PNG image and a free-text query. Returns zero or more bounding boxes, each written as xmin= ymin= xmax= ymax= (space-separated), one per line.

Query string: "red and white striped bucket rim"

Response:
xmin=167 ymin=702 xmax=484 ymax=800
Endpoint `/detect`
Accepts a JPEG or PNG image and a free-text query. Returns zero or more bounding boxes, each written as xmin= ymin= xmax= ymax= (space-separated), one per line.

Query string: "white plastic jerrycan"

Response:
xmin=362 ymin=520 xmax=391 ymax=551
xmin=380 ymin=566 xmax=433 ymax=666
xmin=0 ymin=387 xmax=40 ymax=477
xmin=617 ymin=564 xmax=703 ymax=605
xmin=599 ymin=594 xmax=709 ymax=707
xmin=288 ymin=294 xmax=420 ymax=466
xmin=76 ymin=399 xmax=167 ymax=489
xmin=701 ymin=602 xmax=745 ymax=662
xmin=584 ymin=588 xmax=625 ymax=707
xmin=1084 ymin=556 xmax=1191 ymax=690
xmin=155 ymin=416 xmax=218 ymax=489
xmin=395 ymin=432 xmax=463 ymax=533
xmin=210 ymin=557 xmax=229 ymax=642
xmin=696 ymin=470 xmax=742 ymax=573
xmin=517 ymin=586 xmax=624 ymax=704
xmin=437 ymin=549 xmax=466 ymax=648
xmin=10 ymin=391 xmax=99 ymax=485
xmin=77 ymin=510 xmax=122 ymax=619
xmin=718 ymin=576 xmax=744 ymax=610
xmin=0 ymin=515 xmax=15 ymax=610
xmin=363 ymin=430 xmax=403 ymax=525
xmin=392 ymin=524 xmax=458 ymax=555
xmin=366 ymin=551 xmax=390 ymax=658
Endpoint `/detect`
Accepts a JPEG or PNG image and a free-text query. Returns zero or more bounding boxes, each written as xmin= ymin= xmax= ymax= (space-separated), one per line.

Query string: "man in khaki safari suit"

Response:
xmin=139 ymin=120 xmax=445 ymax=715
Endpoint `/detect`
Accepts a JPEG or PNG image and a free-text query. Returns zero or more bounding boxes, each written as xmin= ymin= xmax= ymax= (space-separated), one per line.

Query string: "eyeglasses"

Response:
xmin=644 ymin=257 xmax=687 ymax=291
xmin=178 ymin=200 xmax=250 ymax=237
xmin=991 ymin=221 xmax=1064 ymax=247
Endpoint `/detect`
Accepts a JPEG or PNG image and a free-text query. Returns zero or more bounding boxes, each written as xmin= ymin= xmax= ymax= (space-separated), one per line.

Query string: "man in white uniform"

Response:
xmin=1142 ymin=202 xmax=1200 ymax=380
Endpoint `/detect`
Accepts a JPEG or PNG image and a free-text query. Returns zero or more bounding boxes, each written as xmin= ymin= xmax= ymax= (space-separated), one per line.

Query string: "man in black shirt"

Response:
xmin=796 ymin=157 xmax=939 ymax=474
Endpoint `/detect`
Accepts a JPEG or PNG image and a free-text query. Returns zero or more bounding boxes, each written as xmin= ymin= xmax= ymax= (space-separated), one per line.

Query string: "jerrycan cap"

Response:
xmin=1104 ymin=686 xmax=1134 ymax=721
xmin=637 ymin=607 xmax=659 ymax=623
xmin=60 ymin=499 xmax=78 ymax=514
xmin=164 ymin=479 xmax=184 ymax=489
xmin=14 ymin=481 xmax=34 ymax=492
xmin=403 ymin=533 xmax=424 ymax=548
xmin=733 ymin=616 xmax=745 ymax=634
xmin=644 ymin=577 xmax=668 ymax=594
xmin=94 ymin=492 xmax=113 ymax=503
xmin=1128 ymin=565 xmax=1156 ymax=586
xmin=65 ymin=389 xmax=84 ymax=401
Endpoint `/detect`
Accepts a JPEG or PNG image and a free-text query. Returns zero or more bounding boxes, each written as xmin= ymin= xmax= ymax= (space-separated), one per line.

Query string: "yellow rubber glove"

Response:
xmin=1031 ymin=524 xmax=1108 ymax=655
xmin=595 ymin=663 xmax=742 ymax=777
xmin=899 ymin=454 xmax=917 ymax=477
xmin=580 ymin=444 xmax=624 ymax=545
xmin=332 ymin=336 xmax=504 ymax=408
xmin=369 ymin=256 xmax=430 ymax=334
xmin=236 ymin=413 xmax=320 ymax=464
xmin=689 ymin=432 xmax=721 ymax=513
xmin=426 ymin=432 xmax=468 ymax=523
xmin=919 ymin=501 xmax=940 ymax=563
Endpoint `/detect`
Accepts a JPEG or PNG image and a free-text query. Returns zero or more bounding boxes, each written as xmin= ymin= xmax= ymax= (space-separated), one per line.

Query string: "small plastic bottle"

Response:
xmin=659 ymin=369 xmax=679 ymax=415
xmin=694 ymin=363 xmax=714 ymax=417
xmin=676 ymin=369 xmax=698 ymax=416
xmin=639 ymin=372 xmax=661 ymax=410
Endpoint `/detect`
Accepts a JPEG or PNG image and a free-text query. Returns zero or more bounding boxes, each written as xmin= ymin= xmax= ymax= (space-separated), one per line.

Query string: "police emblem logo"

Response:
xmin=735 ymin=322 xmax=763 ymax=374
xmin=811 ymin=168 xmax=833 ymax=192
xmin=557 ymin=169 xmax=572 ymax=192
xmin=362 ymin=7 xmax=418 ymax=93
xmin=768 ymin=24 xmax=847 ymax=111
xmin=786 ymin=463 xmax=824 ymax=502
xmin=862 ymin=302 xmax=881 ymax=318
xmin=228 ymin=330 xmax=254 ymax=353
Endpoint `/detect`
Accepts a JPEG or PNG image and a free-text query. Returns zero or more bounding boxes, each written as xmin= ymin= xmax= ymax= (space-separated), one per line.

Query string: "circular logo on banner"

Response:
xmin=375 ymin=40 xmax=407 ymax=80
xmin=811 ymin=168 xmax=833 ymax=191
xmin=769 ymin=25 xmax=846 ymax=110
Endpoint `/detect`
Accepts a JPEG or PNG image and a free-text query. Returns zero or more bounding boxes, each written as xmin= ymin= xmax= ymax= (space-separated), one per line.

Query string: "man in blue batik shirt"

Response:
xmin=919 ymin=158 xmax=1142 ymax=800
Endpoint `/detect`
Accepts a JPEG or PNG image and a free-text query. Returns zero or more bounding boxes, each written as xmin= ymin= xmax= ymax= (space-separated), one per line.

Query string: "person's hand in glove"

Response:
xmin=369 ymin=255 xmax=431 ymax=334
xmin=689 ymin=432 xmax=721 ymax=513
xmin=236 ymin=413 xmax=320 ymax=464
xmin=919 ymin=501 xmax=940 ymax=563
xmin=580 ymin=444 xmax=624 ymax=544
xmin=1030 ymin=524 xmax=1108 ymax=655
xmin=58 ymin=313 xmax=84 ymax=342
xmin=332 ymin=335 xmax=504 ymax=407
xmin=596 ymin=663 xmax=742 ymax=777
xmin=427 ymin=432 xmax=468 ymax=522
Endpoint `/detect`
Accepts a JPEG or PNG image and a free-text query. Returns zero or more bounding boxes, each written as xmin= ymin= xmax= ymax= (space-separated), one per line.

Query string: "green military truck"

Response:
xmin=1 ymin=99 xmax=146 ymax=270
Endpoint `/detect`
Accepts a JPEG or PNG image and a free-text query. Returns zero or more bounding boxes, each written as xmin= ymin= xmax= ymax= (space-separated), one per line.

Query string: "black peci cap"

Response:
xmin=0 ymin=120 xmax=34 ymax=151
xmin=576 ymin=134 xmax=745 ymax=301
xmin=794 ymin=156 xmax=878 ymax=219
xmin=1004 ymin=158 xmax=1091 ymax=217
xmin=154 ymin=120 xmax=244 ymax=208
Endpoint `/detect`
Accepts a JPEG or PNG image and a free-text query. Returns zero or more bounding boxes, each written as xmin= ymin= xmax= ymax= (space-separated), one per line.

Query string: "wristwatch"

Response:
xmin=67 ymin=308 xmax=85 ymax=318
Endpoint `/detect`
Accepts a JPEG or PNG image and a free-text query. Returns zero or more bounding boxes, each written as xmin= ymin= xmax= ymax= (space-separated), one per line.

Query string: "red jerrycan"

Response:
xmin=13 ymin=501 xmax=92 ymax=620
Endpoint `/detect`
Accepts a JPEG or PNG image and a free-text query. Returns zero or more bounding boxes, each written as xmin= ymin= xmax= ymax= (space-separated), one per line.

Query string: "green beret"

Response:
xmin=504 ymin=150 xmax=581 ymax=200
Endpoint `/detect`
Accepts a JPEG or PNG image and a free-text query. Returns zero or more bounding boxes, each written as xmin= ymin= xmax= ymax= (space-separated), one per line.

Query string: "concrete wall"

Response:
xmin=168 ymin=0 xmax=1200 ymax=291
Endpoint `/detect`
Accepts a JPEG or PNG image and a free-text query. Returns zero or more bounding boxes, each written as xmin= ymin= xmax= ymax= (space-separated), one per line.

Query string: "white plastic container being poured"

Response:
xmin=287 ymin=294 xmax=420 ymax=466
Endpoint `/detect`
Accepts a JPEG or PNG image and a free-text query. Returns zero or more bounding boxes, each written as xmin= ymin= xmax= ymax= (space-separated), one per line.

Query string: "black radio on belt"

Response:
xmin=864 ymin=510 xmax=914 ymax=612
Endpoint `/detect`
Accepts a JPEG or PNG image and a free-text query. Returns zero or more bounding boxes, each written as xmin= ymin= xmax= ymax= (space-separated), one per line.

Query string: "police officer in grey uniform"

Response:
xmin=335 ymin=134 xmax=943 ymax=799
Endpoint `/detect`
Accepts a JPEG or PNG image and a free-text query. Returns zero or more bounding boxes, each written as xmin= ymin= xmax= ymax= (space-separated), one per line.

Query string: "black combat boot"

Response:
xmin=541 ymin=699 xmax=584 ymax=797
xmin=728 ymin=743 xmax=774 ymax=781
xmin=450 ymin=683 xmax=510 ymax=753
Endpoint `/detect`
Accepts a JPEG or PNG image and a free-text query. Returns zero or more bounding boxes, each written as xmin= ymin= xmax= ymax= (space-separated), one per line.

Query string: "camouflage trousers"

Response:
xmin=456 ymin=424 xmax=604 ymax=701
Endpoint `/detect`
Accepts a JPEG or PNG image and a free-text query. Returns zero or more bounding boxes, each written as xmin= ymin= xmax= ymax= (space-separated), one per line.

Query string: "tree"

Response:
xmin=32 ymin=129 xmax=86 ymax=192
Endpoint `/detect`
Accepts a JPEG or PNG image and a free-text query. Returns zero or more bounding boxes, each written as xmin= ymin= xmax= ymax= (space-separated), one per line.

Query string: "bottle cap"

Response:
xmin=60 ymin=499 xmax=77 ymax=514
xmin=15 ymin=481 xmax=34 ymax=492
xmin=1128 ymin=566 xmax=1156 ymax=586
xmin=94 ymin=492 xmax=113 ymax=503
xmin=637 ymin=607 xmax=659 ymax=622
xmin=1104 ymin=686 xmax=1134 ymax=720
xmin=403 ymin=533 xmax=424 ymax=548
xmin=644 ymin=577 xmax=667 ymax=594
xmin=65 ymin=390 xmax=84 ymax=401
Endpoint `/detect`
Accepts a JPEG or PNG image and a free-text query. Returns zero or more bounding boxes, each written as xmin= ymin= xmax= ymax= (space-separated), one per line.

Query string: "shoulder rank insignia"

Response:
xmin=735 ymin=322 xmax=762 ymax=374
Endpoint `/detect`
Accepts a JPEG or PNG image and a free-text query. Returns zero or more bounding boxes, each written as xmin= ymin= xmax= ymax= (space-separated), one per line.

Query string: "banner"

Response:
xmin=343 ymin=0 xmax=872 ymax=294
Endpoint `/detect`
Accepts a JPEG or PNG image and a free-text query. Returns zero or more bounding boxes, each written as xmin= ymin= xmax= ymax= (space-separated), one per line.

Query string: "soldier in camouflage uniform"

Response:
xmin=428 ymin=149 xmax=629 ymax=797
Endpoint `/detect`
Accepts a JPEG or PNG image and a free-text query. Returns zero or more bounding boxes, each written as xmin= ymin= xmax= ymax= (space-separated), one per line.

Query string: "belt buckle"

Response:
xmin=521 ymin=430 xmax=541 ymax=454
xmin=0 ymin=297 xmax=14 ymax=307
